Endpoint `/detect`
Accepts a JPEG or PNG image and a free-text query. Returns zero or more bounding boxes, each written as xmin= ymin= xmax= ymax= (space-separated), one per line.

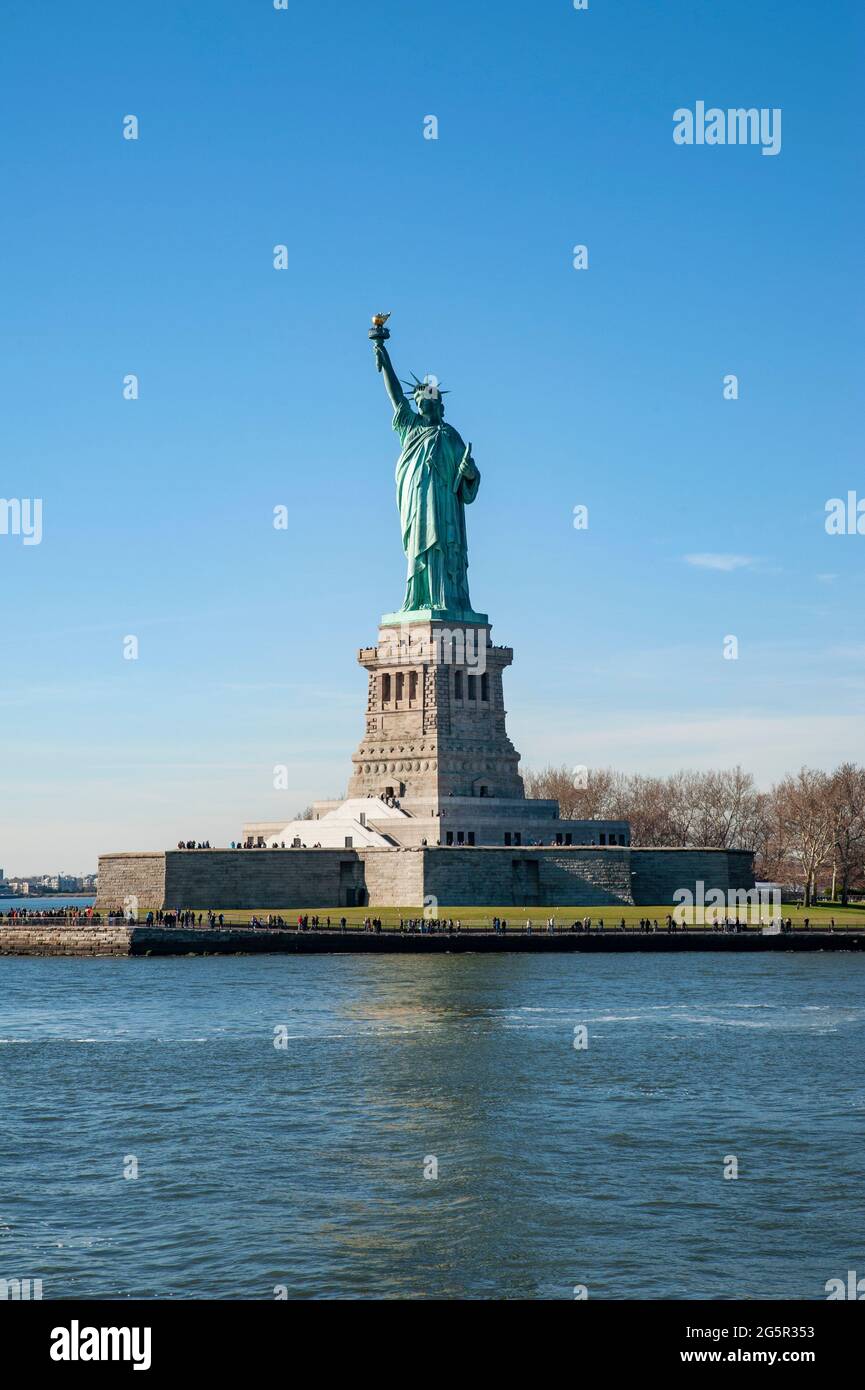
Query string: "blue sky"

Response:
xmin=1 ymin=0 xmax=862 ymax=874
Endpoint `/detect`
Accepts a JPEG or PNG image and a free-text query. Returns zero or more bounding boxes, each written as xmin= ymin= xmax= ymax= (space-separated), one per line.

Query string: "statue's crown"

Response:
xmin=402 ymin=372 xmax=450 ymax=399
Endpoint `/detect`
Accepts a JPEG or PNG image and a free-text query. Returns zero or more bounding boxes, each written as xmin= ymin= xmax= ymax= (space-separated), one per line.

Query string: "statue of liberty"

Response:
xmin=370 ymin=315 xmax=486 ymax=623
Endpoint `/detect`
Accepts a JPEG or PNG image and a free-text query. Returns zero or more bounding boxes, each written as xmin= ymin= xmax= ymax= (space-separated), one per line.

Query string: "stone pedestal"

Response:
xmin=347 ymin=618 xmax=524 ymax=808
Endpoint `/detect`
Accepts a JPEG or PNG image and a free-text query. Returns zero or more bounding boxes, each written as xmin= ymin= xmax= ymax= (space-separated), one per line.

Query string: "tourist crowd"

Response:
xmin=0 ymin=908 xmax=844 ymax=934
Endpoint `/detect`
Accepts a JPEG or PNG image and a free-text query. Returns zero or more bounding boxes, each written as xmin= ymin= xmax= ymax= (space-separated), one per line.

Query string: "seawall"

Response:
xmin=0 ymin=926 xmax=132 ymax=956
xmin=1 ymin=927 xmax=862 ymax=956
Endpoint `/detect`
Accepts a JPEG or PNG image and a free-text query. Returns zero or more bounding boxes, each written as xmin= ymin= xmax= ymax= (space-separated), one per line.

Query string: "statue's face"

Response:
xmin=415 ymin=392 xmax=443 ymax=421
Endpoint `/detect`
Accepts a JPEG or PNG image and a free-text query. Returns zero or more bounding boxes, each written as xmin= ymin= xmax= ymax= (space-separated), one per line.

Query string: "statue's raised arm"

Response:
xmin=372 ymin=338 xmax=405 ymax=413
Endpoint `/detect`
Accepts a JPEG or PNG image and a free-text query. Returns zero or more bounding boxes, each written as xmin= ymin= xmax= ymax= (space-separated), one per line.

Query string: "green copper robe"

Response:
xmin=392 ymin=398 xmax=480 ymax=615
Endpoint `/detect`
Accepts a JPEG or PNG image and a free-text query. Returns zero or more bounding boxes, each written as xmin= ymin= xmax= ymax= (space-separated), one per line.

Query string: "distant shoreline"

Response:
xmin=0 ymin=891 xmax=94 ymax=899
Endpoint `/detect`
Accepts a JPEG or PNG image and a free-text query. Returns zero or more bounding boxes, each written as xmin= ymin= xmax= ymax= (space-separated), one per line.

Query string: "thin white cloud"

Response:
xmin=829 ymin=643 xmax=865 ymax=661
xmin=683 ymin=553 xmax=757 ymax=572
xmin=518 ymin=712 xmax=865 ymax=787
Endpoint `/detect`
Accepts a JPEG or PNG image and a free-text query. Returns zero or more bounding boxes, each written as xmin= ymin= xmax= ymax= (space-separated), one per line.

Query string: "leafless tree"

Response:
xmin=520 ymin=762 xmax=857 ymax=900
xmin=773 ymin=767 xmax=835 ymax=906
xmin=523 ymin=764 xmax=617 ymax=821
xmin=828 ymin=763 xmax=865 ymax=905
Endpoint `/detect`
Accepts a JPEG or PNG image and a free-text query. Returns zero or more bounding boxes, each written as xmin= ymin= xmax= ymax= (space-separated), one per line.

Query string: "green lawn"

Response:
xmin=153 ymin=902 xmax=865 ymax=930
